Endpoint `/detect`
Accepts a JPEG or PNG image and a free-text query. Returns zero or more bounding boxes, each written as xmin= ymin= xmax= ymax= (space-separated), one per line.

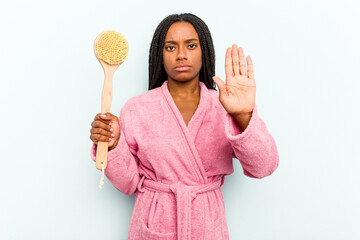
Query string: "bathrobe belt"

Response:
xmin=137 ymin=176 xmax=222 ymax=240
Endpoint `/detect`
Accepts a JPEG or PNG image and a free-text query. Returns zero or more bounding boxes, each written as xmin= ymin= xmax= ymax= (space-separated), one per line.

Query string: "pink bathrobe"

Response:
xmin=90 ymin=80 xmax=279 ymax=240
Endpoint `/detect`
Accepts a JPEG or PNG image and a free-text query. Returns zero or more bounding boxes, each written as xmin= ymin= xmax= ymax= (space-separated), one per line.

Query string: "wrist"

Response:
xmin=231 ymin=112 xmax=252 ymax=132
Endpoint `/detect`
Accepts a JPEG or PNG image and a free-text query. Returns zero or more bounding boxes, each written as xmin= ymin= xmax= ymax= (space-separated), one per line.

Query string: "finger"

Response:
xmin=91 ymin=120 xmax=111 ymax=131
xmin=90 ymin=134 xmax=100 ymax=144
xmin=102 ymin=113 xmax=119 ymax=127
xmin=246 ymin=56 xmax=255 ymax=80
xmin=100 ymin=112 xmax=112 ymax=120
xmin=90 ymin=134 xmax=95 ymax=143
xmin=212 ymin=76 xmax=226 ymax=95
xmin=94 ymin=115 xmax=110 ymax=127
xmin=238 ymin=47 xmax=246 ymax=76
xmin=94 ymin=113 xmax=104 ymax=120
xmin=91 ymin=127 xmax=113 ymax=138
xmin=94 ymin=113 xmax=112 ymax=121
xmin=231 ymin=44 xmax=240 ymax=76
xmin=225 ymin=48 xmax=233 ymax=79
xmin=91 ymin=133 xmax=112 ymax=143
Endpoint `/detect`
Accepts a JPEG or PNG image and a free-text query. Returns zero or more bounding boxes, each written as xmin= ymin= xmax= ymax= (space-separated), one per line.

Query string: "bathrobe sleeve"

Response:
xmin=224 ymin=104 xmax=279 ymax=179
xmin=90 ymin=104 xmax=141 ymax=195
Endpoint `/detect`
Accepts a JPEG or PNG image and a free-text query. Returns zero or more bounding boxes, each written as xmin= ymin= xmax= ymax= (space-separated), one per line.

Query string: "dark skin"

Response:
xmin=90 ymin=113 xmax=119 ymax=151
xmin=90 ymin=21 xmax=256 ymax=150
xmin=163 ymin=21 xmax=203 ymax=126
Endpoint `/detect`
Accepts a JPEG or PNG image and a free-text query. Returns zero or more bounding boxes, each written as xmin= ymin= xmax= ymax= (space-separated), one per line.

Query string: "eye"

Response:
xmin=188 ymin=44 xmax=197 ymax=49
xmin=165 ymin=45 xmax=175 ymax=51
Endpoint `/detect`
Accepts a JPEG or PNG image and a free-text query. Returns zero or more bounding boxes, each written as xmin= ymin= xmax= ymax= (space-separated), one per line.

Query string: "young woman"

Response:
xmin=90 ymin=13 xmax=279 ymax=240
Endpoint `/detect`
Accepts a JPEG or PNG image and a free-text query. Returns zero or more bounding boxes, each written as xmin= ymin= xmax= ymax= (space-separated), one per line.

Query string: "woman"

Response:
xmin=90 ymin=13 xmax=279 ymax=240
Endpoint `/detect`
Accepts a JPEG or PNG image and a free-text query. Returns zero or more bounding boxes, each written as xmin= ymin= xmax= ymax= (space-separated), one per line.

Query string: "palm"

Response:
xmin=213 ymin=45 xmax=256 ymax=115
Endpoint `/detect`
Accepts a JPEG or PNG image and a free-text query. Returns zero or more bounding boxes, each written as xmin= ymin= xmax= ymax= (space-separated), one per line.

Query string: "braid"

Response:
xmin=148 ymin=13 xmax=216 ymax=90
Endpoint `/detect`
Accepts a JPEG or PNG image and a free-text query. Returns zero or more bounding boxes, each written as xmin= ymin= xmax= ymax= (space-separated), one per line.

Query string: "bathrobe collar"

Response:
xmin=161 ymin=80 xmax=209 ymax=141
xmin=161 ymin=80 xmax=209 ymax=184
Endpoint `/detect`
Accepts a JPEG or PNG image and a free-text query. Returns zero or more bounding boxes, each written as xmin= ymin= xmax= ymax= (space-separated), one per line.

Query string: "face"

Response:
xmin=163 ymin=21 xmax=202 ymax=83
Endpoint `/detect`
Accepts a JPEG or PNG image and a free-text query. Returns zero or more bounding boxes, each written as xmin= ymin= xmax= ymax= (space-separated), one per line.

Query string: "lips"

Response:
xmin=175 ymin=65 xmax=191 ymax=71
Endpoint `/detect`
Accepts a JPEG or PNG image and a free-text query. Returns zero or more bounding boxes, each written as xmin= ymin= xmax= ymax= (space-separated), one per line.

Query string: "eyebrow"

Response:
xmin=164 ymin=38 xmax=199 ymax=44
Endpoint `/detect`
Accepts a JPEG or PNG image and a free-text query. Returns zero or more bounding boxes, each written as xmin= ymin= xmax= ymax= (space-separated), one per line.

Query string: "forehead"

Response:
xmin=165 ymin=21 xmax=199 ymax=41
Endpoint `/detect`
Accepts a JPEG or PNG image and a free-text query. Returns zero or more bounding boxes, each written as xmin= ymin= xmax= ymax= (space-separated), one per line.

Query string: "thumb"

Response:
xmin=106 ymin=113 xmax=119 ymax=125
xmin=212 ymin=76 xmax=226 ymax=94
xmin=99 ymin=112 xmax=111 ymax=120
xmin=109 ymin=114 xmax=119 ymax=124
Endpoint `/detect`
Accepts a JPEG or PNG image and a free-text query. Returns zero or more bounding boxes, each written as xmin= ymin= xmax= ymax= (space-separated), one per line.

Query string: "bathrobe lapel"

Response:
xmin=161 ymin=80 xmax=209 ymax=184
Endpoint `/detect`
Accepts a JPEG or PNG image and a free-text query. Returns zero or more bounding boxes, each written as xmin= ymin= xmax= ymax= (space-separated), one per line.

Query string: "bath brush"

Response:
xmin=93 ymin=30 xmax=128 ymax=188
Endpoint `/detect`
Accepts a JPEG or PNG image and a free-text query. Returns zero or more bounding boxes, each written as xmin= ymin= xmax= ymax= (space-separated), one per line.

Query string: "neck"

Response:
xmin=167 ymin=79 xmax=200 ymax=99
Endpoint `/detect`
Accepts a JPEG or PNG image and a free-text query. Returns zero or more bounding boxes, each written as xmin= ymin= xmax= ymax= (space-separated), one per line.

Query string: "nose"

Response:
xmin=177 ymin=45 xmax=187 ymax=60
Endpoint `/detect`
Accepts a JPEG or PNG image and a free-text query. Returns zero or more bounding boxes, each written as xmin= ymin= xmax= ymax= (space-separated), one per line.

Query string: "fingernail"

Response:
xmin=110 ymin=128 xmax=113 ymax=132
xmin=109 ymin=138 xmax=112 ymax=141
xmin=101 ymin=114 xmax=106 ymax=118
xmin=111 ymin=133 xmax=115 ymax=137
xmin=109 ymin=122 xmax=111 ymax=126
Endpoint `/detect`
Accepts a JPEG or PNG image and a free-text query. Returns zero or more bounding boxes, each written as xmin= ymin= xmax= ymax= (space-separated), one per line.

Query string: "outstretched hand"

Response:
xmin=213 ymin=44 xmax=256 ymax=116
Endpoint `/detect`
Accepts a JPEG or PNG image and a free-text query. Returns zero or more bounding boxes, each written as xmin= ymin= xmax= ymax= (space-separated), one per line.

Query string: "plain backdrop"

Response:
xmin=1 ymin=0 xmax=359 ymax=239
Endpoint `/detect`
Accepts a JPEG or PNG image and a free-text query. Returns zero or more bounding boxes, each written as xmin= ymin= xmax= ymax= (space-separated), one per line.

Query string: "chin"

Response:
xmin=170 ymin=73 xmax=199 ymax=82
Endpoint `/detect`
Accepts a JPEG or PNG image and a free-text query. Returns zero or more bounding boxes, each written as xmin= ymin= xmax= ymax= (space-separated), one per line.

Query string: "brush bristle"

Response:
xmin=94 ymin=31 xmax=128 ymax=65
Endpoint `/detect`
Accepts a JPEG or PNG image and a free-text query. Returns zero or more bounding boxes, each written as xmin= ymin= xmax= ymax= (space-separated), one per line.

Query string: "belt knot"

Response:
xmin=169 ymin=182 xmax=197 ymax=200
xmin=136 ymin=177 xmax=223 ymax=240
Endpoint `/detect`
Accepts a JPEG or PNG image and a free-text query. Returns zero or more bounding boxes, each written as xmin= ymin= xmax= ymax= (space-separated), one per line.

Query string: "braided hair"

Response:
xmin=148 ymin=13 xmax=216 ymax=90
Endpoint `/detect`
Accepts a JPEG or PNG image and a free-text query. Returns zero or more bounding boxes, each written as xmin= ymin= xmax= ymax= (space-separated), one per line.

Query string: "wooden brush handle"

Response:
xmin=95 ymin=69 xmax=115 ymax=170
